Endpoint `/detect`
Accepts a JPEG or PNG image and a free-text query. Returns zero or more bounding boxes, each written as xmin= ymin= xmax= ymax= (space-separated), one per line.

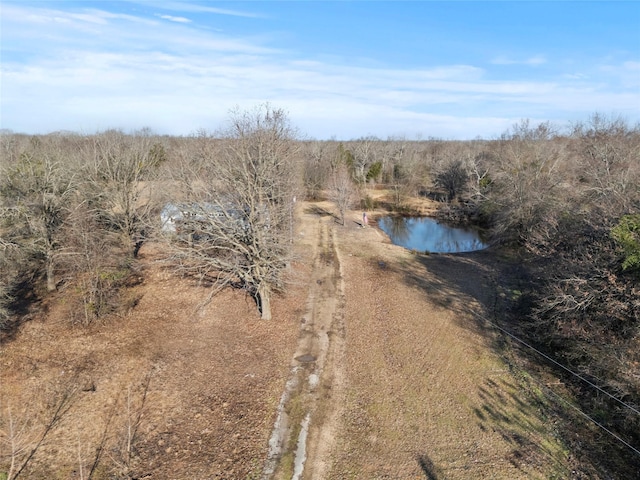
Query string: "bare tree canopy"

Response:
xmin=329 ymin=163 xmax=356 ymax=226
xmin=166 ymin=104 xmax=300 ymax=320
xmin=0 ymin=136 xmax=77 ymax=293
xmin=85 ymin=130 xmax=166 ymax=257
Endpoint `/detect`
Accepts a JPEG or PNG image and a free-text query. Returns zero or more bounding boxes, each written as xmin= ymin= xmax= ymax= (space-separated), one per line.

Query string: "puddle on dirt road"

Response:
xmin=295 ymin=354 xmax=317 ymax=363
xmin=292 ymin=413 xmax=311 ymax=480
xmin=378 ymin=216 xmax=488 ymax=253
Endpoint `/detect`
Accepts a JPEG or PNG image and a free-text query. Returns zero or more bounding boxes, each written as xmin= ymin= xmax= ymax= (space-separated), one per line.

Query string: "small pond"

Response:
xmin=377 ymin=216 xmax=488 ymax=253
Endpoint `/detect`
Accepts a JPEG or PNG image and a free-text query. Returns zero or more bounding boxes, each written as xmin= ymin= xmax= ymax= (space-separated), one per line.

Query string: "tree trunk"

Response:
xmin=46 ymin=256 xmax=56 ymax=292
xmin=257 ymin=284 xmax=272 ymax=320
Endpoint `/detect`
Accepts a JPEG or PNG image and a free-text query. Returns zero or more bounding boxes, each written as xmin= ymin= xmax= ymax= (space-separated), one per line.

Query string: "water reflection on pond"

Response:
xmin=377 ymin=216 xmax=488 ymax=253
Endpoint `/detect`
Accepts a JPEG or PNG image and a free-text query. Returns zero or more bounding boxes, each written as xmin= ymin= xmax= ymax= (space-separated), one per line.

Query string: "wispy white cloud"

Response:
xmin=156 ymin=14 xmax=191 ymax=24
xmin=14 ymin=6 xmax=158 ymax=27
xmin=2 ymin=4 xmax=277 ymax=55
xmin=599 ymin=61 xmax=640 ymax=89
xmin=562 ymin=73 xmax=589 ymax=80
xmin=133 ymin=1 xmax=265 ymax=18
xmin=3 ymin=45 xmax=632 ymax=138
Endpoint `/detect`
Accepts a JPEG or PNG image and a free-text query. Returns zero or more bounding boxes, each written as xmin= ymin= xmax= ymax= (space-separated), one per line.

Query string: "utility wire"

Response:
xmin=478 ymin=314 xmax=640 ymax=457
xmin=481 ymin=316 xmax=640 ymax=417
xmin=543 ymin=384 xmax=640 ymax=458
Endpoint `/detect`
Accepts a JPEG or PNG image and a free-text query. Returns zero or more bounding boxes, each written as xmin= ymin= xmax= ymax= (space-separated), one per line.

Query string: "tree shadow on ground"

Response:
xmin=1 ymin=278 xmax=42 ymax=343
xmin=389 ymin=248 xmax=518 ymax=336
xmin=415 ymin=452 xmax=442 ymax=479
xmin=304 ymin=204 xmax=336 ymax=219
xmin=383 ymin=247 xmax=639 ymax=479
xmin=474 ymin=376 xmax=570 ymax=476
xmin=368 ymin=250 xmax=571 ymax=477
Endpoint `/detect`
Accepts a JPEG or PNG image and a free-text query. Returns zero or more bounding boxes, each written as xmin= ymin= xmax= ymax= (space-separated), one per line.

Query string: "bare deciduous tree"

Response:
xmin=85 ymin=130 xmax=165 ymax=257
xmin=167 ymin=104 xmax=299 ymax=320
xmin=302 ymin=141 xmax=331 ymax=200
xmin=0 ymin=137 xmax=77 ymax=292
xmin=0 ymin=238 xmax=21 ymax=329
xmin=487 ymin=120 xmax=568 ymax=250
xmin=329 ymin=164 xmax=356 ymax=226
xmin=571 ymin=113 xmax=640 ymax=212
xmin=59 ymin=201 xmax=131 ymax=325
xmin=350 ymin=136 xmax=381 ymax=187
xmin=434 ymin=158 xmax=469 ymax=202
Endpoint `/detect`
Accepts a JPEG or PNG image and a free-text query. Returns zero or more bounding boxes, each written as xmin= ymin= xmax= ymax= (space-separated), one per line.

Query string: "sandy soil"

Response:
xmin=0 ymin=197 xmax=570 ymax=479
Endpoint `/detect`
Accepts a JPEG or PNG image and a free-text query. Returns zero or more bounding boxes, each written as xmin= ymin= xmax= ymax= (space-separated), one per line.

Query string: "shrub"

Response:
xmin=611 ymin=214 xmax=640 ymax=272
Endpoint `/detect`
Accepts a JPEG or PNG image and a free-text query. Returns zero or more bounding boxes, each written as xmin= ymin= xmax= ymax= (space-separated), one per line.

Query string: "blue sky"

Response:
xmin=1 ymin=1 xmax=639 ymax=139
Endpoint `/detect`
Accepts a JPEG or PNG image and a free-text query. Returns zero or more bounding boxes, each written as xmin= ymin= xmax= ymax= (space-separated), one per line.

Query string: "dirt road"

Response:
xmin=262 ymin=215 xmax=346 ymax=479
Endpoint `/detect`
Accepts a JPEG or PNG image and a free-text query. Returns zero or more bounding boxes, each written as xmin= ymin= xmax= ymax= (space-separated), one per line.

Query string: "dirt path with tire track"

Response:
xmin=262 ymin=215 xmax=346 ymax=479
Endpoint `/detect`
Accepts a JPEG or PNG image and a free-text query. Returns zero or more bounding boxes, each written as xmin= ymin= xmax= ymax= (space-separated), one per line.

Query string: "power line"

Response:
xmin=478 ymin=314 xmax=640 ymax=457
xmin=543 ymin=385 xmax=640 ymax=458
xmin=481 ymin=316 xmax=640 ymax=417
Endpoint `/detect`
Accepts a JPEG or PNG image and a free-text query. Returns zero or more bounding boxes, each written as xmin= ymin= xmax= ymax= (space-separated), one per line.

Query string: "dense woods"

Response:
xmin=1 ymin=111 xmax=639 ymax=476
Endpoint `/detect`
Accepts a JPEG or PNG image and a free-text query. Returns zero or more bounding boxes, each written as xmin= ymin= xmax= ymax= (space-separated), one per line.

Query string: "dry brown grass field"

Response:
xmin=1 ymin=191 xmax=572 ymax=479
